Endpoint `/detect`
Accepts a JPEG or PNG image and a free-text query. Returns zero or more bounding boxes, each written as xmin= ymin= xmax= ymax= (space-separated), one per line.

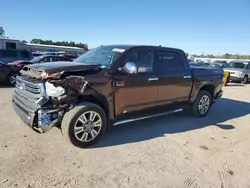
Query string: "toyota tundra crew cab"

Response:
xmin=12 ymin=45 xmax=224 ymax=148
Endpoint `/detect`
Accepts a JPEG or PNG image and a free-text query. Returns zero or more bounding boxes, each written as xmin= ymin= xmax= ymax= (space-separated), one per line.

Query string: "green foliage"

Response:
xmin=193 ymin=53 xmax=250 ymax=60
xmin=30 ymin=38 xmax=88 ymax=51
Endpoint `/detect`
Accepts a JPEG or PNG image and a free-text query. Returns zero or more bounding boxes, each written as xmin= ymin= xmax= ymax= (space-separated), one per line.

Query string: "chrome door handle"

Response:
xmin=183 ymin=75 xmax=191 ymax=79
xmin=148 ymin=77 xmax=159 ymax=81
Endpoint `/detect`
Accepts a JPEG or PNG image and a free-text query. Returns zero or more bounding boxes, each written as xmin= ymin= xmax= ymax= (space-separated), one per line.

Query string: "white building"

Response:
xmin=0 ymin=37 xmax=86 ymax=55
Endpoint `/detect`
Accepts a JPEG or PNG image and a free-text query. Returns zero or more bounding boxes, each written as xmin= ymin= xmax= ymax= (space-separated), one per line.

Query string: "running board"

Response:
xmin=113 ymin=108 xmax=183 ymax=126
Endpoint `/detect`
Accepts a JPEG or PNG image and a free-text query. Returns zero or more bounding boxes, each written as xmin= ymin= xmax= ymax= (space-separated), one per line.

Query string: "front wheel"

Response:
xmin=61 ymin=102 xmax=107 ymax=148
xmin=242 ymin=76 xmax=248 ymax=84
xmin=7 ymin=72 xmax=18 ymax=86
xmin=191 ymin=90 xmax=212 ymax=117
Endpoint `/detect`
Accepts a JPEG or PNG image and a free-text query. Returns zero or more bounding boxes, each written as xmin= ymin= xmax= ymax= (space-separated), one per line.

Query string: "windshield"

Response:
xmin=228 ymin=62 xmax=247 ymax=69
xmin=74 ymin=46 xmax=125 ymax=67
xmin=30 ymin=56 xmax=43 ymax=63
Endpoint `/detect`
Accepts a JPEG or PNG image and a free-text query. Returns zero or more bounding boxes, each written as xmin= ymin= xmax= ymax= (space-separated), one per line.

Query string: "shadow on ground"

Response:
xmin=227 ymin=83 xmax=245 ymax=87
xmin=92 ymin=98 xmax=250 ymax=148
xmin=0 ymin=85 xmax=14 ymax=88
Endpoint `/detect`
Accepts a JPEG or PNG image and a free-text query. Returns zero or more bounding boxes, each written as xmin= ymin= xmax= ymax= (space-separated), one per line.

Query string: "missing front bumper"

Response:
xmin=37 ymin=109 xmax=63 ymax=133
xmin=13 ymin=97 xmax=63 ymax=133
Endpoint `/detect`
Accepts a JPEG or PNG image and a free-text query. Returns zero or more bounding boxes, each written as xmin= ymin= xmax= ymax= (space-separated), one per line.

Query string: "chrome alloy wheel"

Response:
xmin=198 ymin=95 xmax=210 ymax=115
xmin=74 ymin=111 xmax=102 ymax=142
xmin=10 ymin=74 xmax=17 ymax=85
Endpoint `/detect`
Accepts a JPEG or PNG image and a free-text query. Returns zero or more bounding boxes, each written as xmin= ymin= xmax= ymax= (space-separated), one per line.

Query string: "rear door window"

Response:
xmin=154 ymin=50 xmax=183 ymax=73
xmin=43 ymin=57 xmax=54 ymax=62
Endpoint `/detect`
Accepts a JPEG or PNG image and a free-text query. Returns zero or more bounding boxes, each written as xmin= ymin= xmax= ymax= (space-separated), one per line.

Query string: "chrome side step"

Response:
xmin=113 ymin=108 xmax=183 ymax=126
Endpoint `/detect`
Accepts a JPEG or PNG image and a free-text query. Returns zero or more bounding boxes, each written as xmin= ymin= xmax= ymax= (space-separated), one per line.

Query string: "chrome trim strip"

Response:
xmin=15 ymin=76 xmax=48 ymax=106
xmin=183 ymin=75 xmax=191 ymax=79
xmin=113 ymin=108 xmax=183 ymax=126
xmin=14 ymin=89 xmax=39 ymax=104
xmin=148 ymin=77 xmax=159 ymax=81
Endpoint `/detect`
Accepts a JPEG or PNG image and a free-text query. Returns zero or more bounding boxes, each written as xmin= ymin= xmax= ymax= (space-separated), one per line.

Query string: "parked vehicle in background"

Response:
xmin=207 ymin=63 xmax=230 ymax=86
xmin=0 ymin=61 xmax=21 ymax=86
xmin=188 ymin=59 xmax=203 ymax=67
xmin=224 ymin=61 xmax=250 ymax=84
xmin=9 ymin=55 xmax=73 ymax=66
xmin=211 ymin=60 xmax=228 ymax=65
xmin=59 ymin=54 xmax=78 ymax=61
xmin=0 ymin=49 xmax=33 ymax=63
xmin=197 ymin=62 xmax=210 ymax=67
xmin=3 ymin=56 xmax=73 ymax=86
xmin=12 ymin=44 xmax=224 ymax=148
xmin=208 ymin=62 xmax=228 ymax=69
xmin=32 ymin=52 xmax=44 ymax=57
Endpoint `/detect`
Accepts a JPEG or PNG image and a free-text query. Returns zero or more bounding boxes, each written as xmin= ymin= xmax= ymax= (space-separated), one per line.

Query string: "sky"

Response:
xmin=1 ymin=0 xmax=250 ymax=54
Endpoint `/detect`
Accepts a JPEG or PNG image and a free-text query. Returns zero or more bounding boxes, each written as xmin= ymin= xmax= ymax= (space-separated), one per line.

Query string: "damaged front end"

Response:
xmin=13 ymin=69 xmax=90 ymax=133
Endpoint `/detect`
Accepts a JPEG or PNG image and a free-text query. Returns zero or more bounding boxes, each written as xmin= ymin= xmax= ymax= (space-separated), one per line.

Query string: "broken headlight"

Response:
xmin=45 ymin=82 xmax=65 ymax=97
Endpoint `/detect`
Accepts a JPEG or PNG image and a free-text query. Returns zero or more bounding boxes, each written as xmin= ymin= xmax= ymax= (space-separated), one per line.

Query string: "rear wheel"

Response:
xmin=191 ymin=90 xmax=212 ymax=117
xmin=61 ymin=102 xmax=107 ymax=148
xmin=242 ymin=76 xmax=248 ymax=84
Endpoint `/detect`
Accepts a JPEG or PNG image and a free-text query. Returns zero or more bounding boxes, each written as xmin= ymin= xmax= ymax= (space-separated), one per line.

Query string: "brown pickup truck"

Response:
xmin=12 ymin=45 xmax=224 ymax=148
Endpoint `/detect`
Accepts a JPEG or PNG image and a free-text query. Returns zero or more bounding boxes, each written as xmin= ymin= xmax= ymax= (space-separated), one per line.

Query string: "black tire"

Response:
xmin=242 ymin=76 xmax=248 ymax=84
xmin=191 ymin=90 xmax=212 ymax=117
xmin=6 ymin=72 xmax=18 ymax=86
xmin=61 ymin=102 xmax=107 ymax=148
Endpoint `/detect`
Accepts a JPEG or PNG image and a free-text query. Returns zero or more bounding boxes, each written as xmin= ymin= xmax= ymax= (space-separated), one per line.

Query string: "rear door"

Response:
xmin=154 ymin=49 xmax=192 ymax=104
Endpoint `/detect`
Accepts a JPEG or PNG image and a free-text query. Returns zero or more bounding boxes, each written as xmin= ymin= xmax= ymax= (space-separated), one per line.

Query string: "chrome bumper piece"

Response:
xmin=13 ymin=76 xmax=63 ymax=133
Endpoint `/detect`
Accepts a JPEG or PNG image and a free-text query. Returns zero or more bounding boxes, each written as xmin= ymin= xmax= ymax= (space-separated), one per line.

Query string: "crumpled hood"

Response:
xmin=21 ymin=61 xmax=102 ymax=79
xmin=26 ymin=61 xmax=100 ymax=73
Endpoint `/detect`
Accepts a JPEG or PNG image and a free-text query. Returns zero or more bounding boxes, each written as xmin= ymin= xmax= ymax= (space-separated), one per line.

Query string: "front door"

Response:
xmin=154 ymin=49 xmax=192 ymax=105
xmin=114 ymin=47 xmax=158 ymax=117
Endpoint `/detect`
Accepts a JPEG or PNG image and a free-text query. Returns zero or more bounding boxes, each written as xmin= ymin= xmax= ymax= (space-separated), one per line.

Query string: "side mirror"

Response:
xmin=118 ymin=62 xmax=137 ymax=74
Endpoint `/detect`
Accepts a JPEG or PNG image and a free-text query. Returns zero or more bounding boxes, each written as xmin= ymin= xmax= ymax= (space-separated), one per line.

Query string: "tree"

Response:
xmin=0 ymin=27 xmax=5 ymax=37
xmin=29 ymin=38 xmax=89 ymax=51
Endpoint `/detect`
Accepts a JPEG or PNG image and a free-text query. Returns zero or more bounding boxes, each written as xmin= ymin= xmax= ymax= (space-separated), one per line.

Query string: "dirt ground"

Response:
xmin=1 ymin=84 xmax=250 ymax=188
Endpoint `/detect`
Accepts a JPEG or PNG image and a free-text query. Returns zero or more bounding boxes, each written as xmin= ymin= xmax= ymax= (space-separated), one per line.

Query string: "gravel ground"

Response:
xmin=1 ymin=84 xmax=250 ymax=188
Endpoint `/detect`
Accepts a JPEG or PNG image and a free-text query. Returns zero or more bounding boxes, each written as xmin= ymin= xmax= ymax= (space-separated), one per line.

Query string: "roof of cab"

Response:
xmin=99 ymin=44 xmax=185 ymax=53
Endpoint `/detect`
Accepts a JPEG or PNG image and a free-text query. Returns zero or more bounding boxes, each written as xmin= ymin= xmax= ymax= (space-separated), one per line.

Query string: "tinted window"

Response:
xmin=124 ymin=49 xmax=154 ymax=73
xmin=229 ymin=62 xmax=247 ymax=69
xmin=20 ymin=51 xmax=30 ymax=58
xmin=43 ymin=57 xmax=54 ymax=62
xmin=6 ymin=42 xmax=16 ymax=50
xmin=0 ymin=50 xmax=18 ymax=58
xmin=155 ymin=50 xmax=183 ymax=72
xmin=54 ymin=56 xmax=64 ymax=61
